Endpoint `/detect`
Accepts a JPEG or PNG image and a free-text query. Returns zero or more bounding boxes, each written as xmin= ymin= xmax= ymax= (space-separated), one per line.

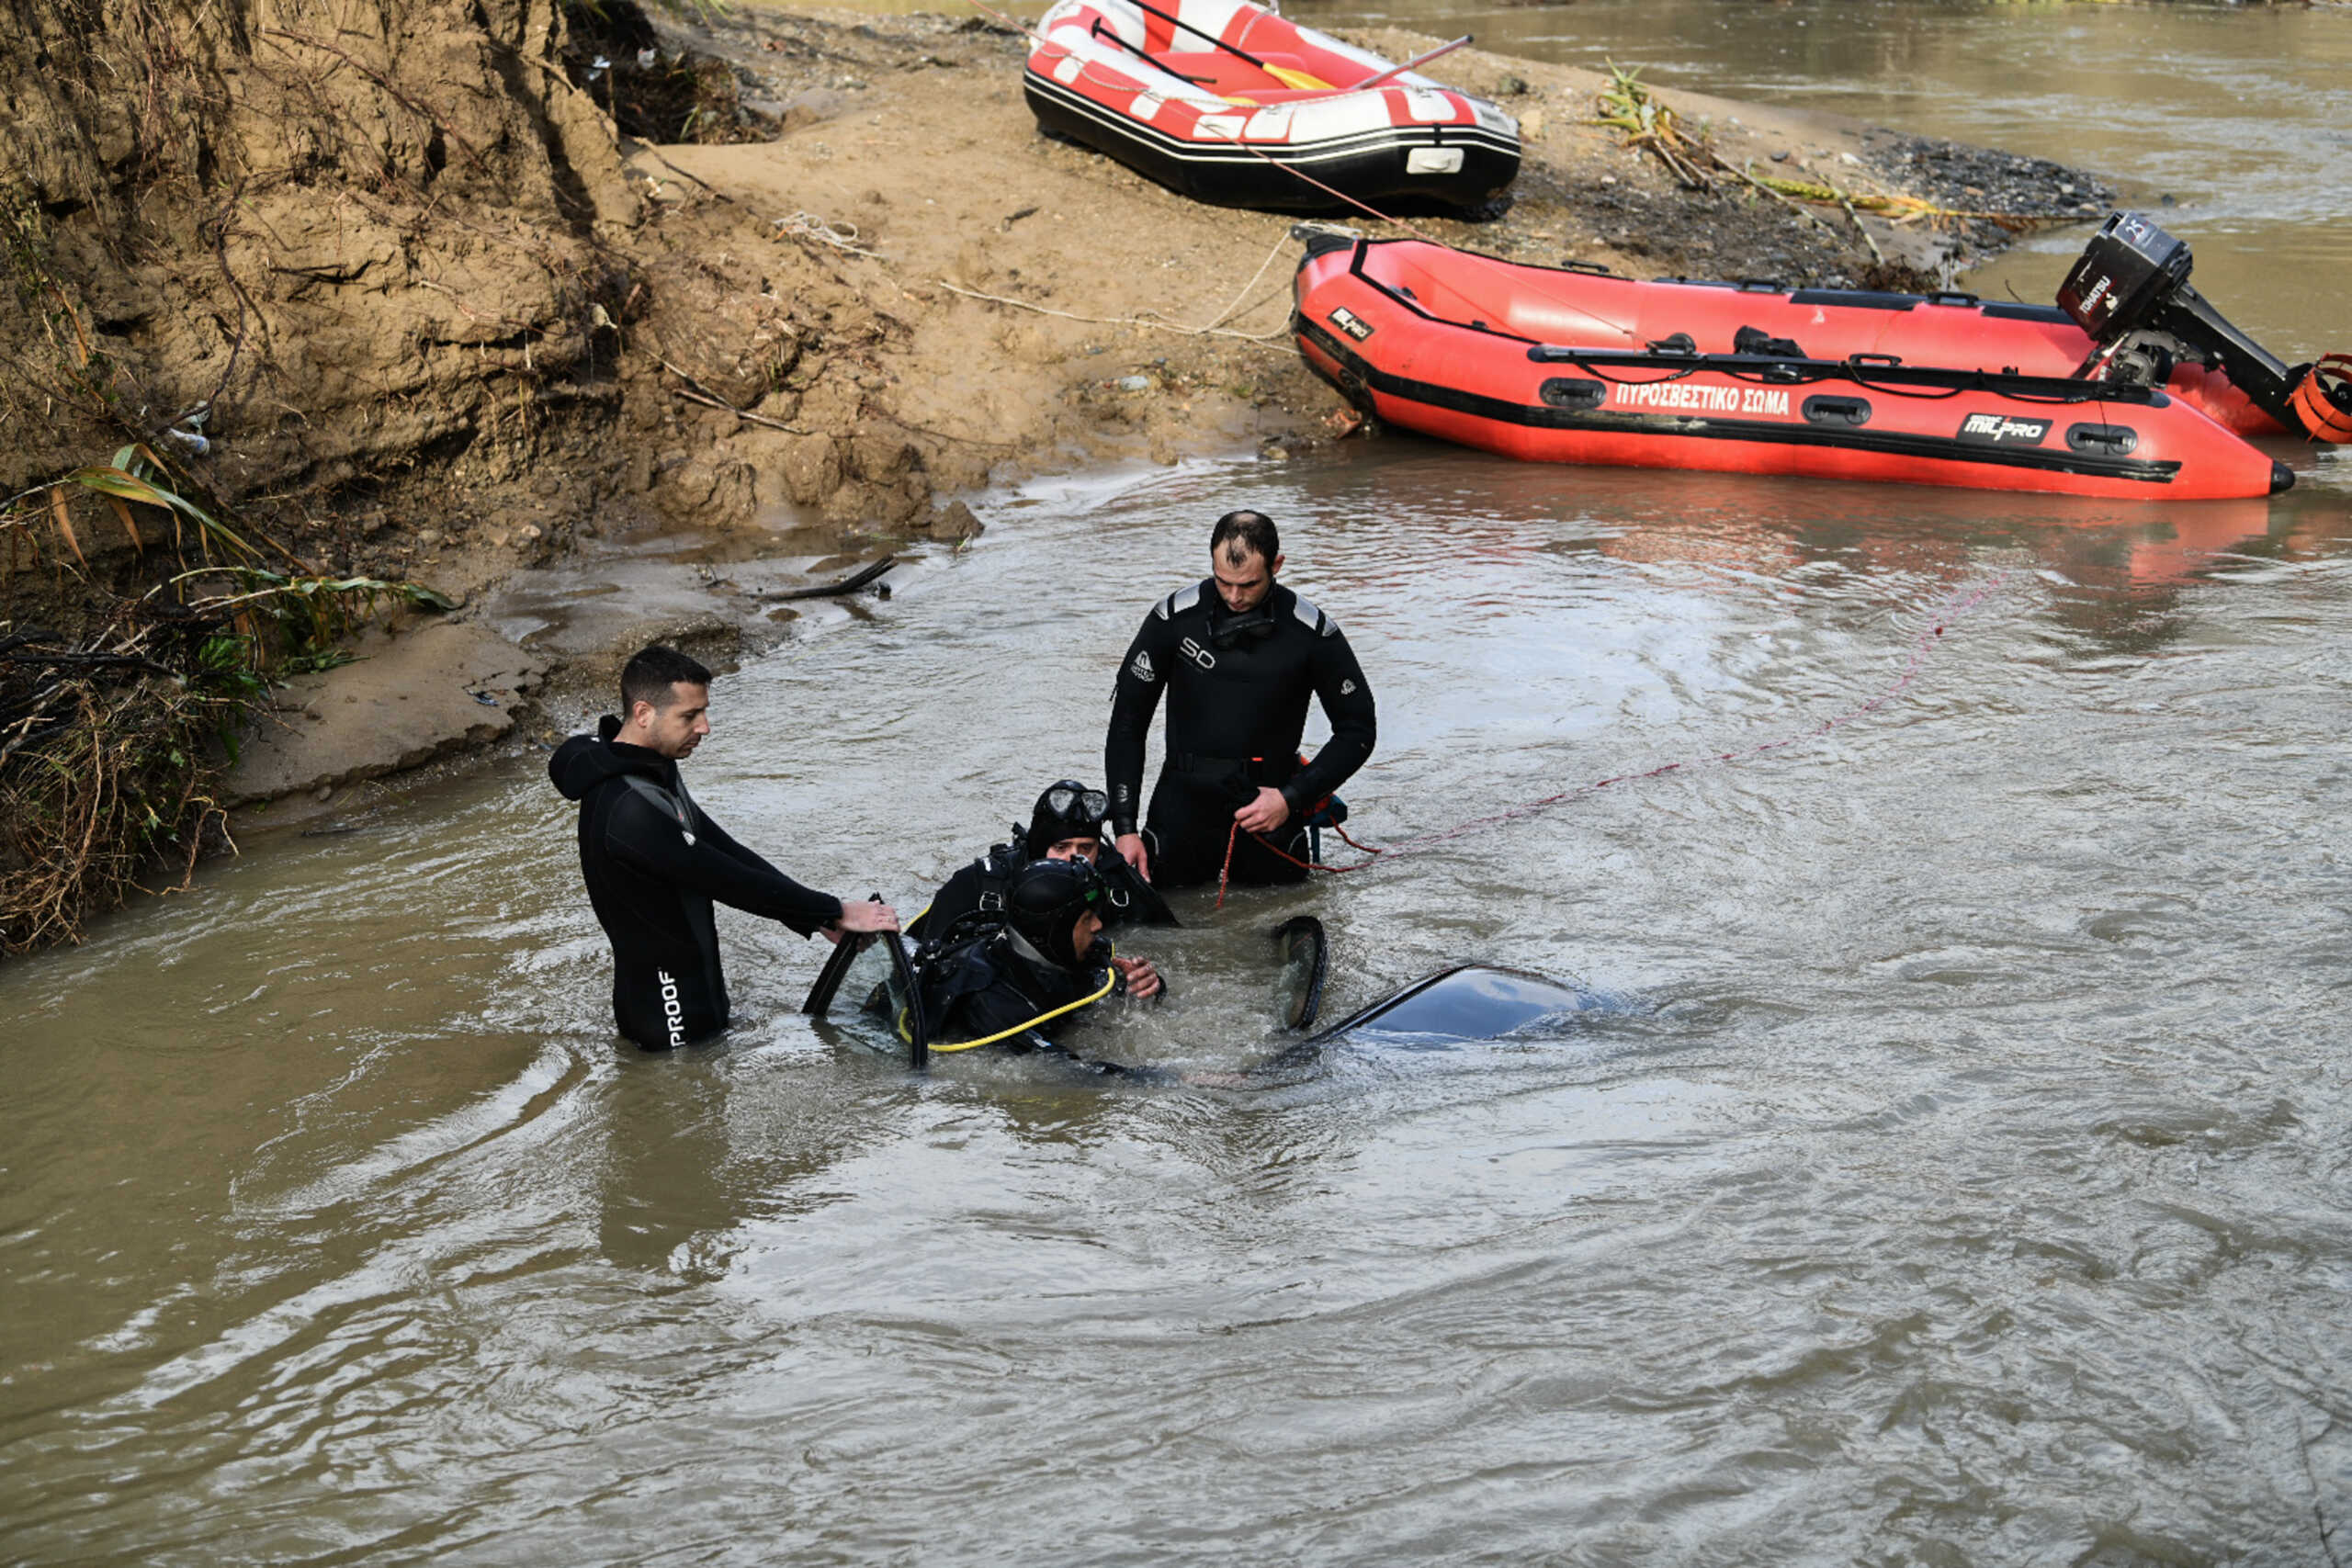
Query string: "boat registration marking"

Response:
xmin=1613 ymin=381 xmax=1791 ymax=416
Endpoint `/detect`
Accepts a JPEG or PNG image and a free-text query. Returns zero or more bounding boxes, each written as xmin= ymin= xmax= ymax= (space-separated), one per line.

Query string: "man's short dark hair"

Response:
xmin=1211 ymin=510 xmax=1280 ymax=568
xmin=621 ymin=645 xmax=713 ymax=715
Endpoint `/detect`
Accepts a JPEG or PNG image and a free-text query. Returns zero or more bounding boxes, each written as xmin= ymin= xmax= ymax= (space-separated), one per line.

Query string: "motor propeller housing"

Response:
xmin=2059 ymin=211 xmax=2195 ymax=343
xmin=2057 ymin=209 xmax=2328 ymax=437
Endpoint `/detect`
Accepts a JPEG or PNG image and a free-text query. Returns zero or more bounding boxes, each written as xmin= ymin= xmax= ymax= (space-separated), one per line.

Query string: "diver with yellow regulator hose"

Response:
xmin=895 ymin=857 xmax=1163 ymax=1076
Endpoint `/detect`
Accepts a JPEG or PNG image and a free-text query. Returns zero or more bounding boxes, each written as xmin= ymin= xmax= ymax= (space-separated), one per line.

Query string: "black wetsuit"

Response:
xmin=1106 ymin=580 xmax=1377 ymax=887
xmin=919 ymin=929 xmax=1131 ymax=1076
xmin=550 ymin=716 xmax=842 ymax=1050
xmin=908 ymin=838 xmax=1175 ymax=944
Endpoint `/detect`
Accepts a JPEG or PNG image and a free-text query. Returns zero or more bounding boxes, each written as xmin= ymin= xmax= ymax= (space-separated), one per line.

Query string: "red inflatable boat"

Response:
xmin=1023 ymin=0 xmax=1520 ymax=213
xmin=1294 ymin=213 xmax=2350 ymax=501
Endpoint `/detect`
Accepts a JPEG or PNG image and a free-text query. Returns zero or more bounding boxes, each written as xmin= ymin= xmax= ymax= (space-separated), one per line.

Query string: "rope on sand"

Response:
xmin=933 ymin=229 xmax=1300 ymax=346
xmin=775 ymin=211 xmax=888 ymax=258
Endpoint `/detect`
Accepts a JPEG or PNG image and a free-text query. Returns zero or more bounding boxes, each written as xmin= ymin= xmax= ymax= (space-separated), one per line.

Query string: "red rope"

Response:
xmin=1213 ymin=574 xmax=2009 ymax=908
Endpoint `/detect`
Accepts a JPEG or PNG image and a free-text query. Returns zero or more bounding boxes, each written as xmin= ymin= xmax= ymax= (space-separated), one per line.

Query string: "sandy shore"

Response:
xmin=220 ymin=3 xmax=2109 ymax=835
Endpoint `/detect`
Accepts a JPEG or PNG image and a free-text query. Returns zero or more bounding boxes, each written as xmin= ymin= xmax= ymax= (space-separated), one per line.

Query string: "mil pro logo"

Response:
xmin=1957 ymin=412 xmax=2052 ymax=446
xmin=1328 ymin=306 xmax=1374 ymax=342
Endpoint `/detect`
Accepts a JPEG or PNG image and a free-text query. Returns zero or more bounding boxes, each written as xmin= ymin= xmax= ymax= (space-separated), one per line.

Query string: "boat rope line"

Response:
xmin=1555 ymin=352 xmax=2149 ymax=410
xmin=1295 ymin=318 xmax=2183 ymax=484
xmin=1562 ymin=355 xmax=1981 ymax=403
xmin=1213 ymin=570 xmax=2013 ymax=909
xmin=933 ymin=226 xmax=1299 ymax=344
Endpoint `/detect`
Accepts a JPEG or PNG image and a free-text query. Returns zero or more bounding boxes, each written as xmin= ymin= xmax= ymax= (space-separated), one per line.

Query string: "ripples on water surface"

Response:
xmin=10 ymin=5 xmax=2352 ymax=1556
xmin=6 ymin=437 xmax=2350 ymax=1562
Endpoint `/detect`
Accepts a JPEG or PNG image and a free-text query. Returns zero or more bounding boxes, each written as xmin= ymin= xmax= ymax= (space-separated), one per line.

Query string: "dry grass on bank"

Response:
xmin=0 ymin=466 xmax=453 ymax=952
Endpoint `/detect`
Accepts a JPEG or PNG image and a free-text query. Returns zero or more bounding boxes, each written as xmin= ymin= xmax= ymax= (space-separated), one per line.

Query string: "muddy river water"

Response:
xmin=7 ymin=4 xmax=2352 ymax=1563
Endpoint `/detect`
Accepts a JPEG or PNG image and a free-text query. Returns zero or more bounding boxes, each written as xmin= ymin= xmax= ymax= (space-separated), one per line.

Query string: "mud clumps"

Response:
xmin=561 ymin=5 xmax=758 ymax=146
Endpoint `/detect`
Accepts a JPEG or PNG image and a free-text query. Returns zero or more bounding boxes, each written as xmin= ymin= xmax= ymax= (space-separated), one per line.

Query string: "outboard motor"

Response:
xmin=2058 ymin=210 xmax=2352 ymax=442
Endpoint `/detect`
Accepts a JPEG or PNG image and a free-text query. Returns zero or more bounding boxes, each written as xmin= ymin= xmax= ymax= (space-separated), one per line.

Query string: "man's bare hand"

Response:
xmin=834 ymin=901 xmax=899 ymax=934
xmin=1116 ymin=831 xmax=1151 ymax=882
xmin=1111 ymin=954 xmax=1161 ymax=1000
xmin=1233 ymin=787 xmax=1292 ymax=835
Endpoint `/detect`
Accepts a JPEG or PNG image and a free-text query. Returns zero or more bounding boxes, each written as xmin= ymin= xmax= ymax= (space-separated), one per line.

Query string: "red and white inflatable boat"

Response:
xmin=1295 ymin=213 xmax=2350 ymax=501
xmin=1023 ymin=0 xmax=1520 ymax=214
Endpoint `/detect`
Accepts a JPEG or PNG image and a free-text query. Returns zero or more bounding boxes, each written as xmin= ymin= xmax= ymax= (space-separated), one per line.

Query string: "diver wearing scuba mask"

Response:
xmin=906 ymin=780 xmax=1173 ymax=964
xmin=1105 ymin=511 xmax=1377 ymax=888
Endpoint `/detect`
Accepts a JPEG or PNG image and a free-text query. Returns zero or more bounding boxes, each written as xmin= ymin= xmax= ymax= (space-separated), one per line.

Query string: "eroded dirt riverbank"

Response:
xmin=1 ymin=0 xmax=2104 ymax=880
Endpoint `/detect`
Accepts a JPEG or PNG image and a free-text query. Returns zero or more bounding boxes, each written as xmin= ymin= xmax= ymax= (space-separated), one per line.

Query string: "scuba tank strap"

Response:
xmin=894 ymin=931 xmax=997 ymax=1050
xmin=974 ymin=838 xmax=1023 ymax=913
xmin=914 ymin=843 xmax=1023 ymax=949
xmin=904 ymin=929 xmax=1121 ymax=1054
xmin=1098 ymin=849 xmax=1179 ymax=927
xmin=977 ymin=859 xmax=1007 ymax=914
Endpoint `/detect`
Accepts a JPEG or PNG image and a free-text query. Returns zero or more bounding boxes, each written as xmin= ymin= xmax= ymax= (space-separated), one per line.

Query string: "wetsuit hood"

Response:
xmin=1023 ymin=780 xmax=1112 ymax=859
xmin=1004 ymin=856 xmax=1108 ymax=967
xmin=549 ymin=714 xmax=674 ymax=800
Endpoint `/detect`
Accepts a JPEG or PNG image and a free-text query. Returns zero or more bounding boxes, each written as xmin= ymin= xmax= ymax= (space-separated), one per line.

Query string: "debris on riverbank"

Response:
xmin=0 ymin=549 xmax=456 ymax=950
xmin=1588 ymin=62 xmax=2109 ymax=260
xmin=0 ymin=0 xmax=2114 ymax=948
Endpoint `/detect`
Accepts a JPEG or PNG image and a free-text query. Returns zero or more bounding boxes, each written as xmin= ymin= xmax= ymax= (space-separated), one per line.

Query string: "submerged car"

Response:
xmin=805 ymin=915 xmax=1611 ymax=1083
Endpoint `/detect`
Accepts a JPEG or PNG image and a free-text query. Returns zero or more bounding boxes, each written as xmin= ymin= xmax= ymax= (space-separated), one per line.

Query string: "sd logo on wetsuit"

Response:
xmin=1105 ymin=517 xmax=1376 ymax=888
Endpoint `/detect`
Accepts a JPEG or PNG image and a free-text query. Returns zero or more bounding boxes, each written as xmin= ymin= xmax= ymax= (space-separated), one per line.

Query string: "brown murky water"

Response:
xmin=6 ymin=6 xmax=2350 ymax=1563
xmin=1306 ymin=0 xmax=2352 ymax=356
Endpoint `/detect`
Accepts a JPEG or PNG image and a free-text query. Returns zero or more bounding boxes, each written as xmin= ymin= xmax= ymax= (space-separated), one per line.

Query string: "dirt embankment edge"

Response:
xmin=0 ymin=0 xmax=2107 ymax=914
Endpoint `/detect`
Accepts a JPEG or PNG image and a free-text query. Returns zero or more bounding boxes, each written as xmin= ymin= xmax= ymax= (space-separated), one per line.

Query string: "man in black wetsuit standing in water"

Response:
xmin=549 ymin=645 xmax=899 ymax=1050
xmin=1105 ymin=511 xmax=1377 ymax=889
